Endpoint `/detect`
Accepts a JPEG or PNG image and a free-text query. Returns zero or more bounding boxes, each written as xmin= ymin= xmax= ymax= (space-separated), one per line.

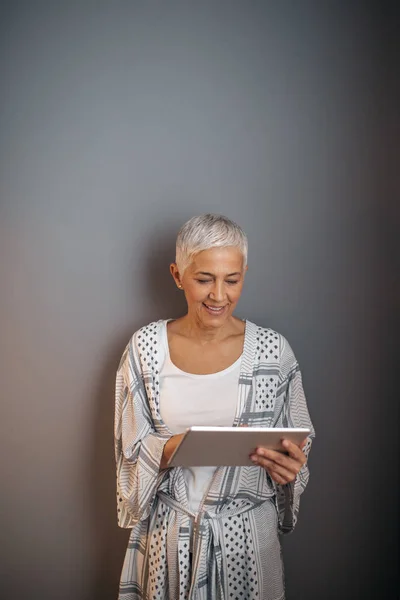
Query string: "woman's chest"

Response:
xmin=159 ymin=369 xmax=239 ymax=433
xmin=168 ymin=338 xmax=244 ymax=375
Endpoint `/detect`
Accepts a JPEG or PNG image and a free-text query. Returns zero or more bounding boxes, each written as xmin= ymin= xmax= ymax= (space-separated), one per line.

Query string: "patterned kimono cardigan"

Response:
xmin=115 ymin=319 xmax=315 ymax=600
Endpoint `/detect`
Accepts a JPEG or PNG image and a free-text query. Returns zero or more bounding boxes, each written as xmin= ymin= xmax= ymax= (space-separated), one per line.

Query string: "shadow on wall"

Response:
xmin=88 ymin=226 xmax=187 ymax=599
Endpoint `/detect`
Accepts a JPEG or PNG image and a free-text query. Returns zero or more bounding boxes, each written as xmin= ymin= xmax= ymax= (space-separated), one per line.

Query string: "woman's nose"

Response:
xmin=209 ymin=282 xmax=225 ymax=302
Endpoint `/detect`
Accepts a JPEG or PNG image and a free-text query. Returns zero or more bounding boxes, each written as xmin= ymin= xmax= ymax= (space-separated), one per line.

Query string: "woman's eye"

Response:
xmin=196 ymin=279 xmax=239 ymax=285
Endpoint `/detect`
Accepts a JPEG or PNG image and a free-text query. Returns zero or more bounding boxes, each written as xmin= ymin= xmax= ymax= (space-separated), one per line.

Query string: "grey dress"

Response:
xmin=114 ymin=319 xmax=315 ymax=600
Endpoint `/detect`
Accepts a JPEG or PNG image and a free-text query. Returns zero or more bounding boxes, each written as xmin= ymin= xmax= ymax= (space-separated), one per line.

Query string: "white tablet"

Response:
xmin=167 ymin=426 xmax=310 ymax=467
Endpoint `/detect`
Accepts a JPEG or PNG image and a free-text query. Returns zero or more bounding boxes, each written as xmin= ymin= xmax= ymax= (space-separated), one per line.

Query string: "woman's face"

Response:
xmin=171 ymin=246 xmax=247 ymax=328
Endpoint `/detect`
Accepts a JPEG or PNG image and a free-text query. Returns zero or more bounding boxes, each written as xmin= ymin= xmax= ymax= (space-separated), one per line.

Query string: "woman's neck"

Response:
xmin=173 ymin=313 xmax=244 ymax=344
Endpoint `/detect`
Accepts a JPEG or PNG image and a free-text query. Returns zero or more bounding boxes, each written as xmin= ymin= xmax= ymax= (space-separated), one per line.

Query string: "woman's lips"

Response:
xmin=203 ymin=303 xmax=227 ymax=316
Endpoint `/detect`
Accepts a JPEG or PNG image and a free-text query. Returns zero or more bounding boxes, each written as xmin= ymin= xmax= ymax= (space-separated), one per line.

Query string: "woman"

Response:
xmin=115 ymin=214 xmax=315 ymax=600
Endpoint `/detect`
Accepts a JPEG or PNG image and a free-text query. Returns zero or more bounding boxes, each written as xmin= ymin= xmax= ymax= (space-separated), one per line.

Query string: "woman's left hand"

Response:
xmin=250 ymin=438 xmax=308 ymax=485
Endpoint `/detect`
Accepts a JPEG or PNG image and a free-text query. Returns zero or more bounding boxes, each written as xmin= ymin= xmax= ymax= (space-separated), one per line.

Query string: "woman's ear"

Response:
xmin=170 ymin=263 xmax=183 ymax=289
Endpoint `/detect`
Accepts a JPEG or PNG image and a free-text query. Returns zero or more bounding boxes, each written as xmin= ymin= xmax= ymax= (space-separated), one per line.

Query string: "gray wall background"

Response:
xmin=0 ymin=2 xmax=398 ymax=599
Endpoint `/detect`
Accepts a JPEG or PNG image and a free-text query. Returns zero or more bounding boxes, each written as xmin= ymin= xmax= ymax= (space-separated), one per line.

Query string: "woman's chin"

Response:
xmin=197 ymin=303 xmax=231 ymax=325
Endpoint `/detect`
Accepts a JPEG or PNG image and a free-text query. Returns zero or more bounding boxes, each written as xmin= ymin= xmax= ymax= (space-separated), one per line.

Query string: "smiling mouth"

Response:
xmin=203 ymin=303 xmax=227 ymax=314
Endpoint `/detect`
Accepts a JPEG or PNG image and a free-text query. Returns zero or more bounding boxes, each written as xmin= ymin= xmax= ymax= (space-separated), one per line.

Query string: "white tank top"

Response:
xmin=159 ymin=321 xmax=241 ymax=513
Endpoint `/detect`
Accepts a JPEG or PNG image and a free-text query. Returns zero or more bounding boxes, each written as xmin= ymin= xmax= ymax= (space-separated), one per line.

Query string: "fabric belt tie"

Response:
xmin=157 ymin=491 xmax=264 ymax=600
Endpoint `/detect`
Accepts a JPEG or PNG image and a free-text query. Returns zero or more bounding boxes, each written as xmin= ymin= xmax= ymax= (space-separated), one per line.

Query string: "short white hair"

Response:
xmin=176 ymin=214 xmax=248 ymax=275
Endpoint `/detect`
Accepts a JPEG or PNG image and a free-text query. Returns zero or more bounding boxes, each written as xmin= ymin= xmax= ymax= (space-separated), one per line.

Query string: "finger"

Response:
xmin=280 ymin=439 xmax=307 ymax=464
xmin=257 ymin=457 xmax=296 ymax=483
xmin=250 ymin=453 xmax=298 ymax=483
xmin=250 ymin=453 xmax=289 ymax=482
xmin=256 ymin=447 xmax=301 ymax=474
xmin=251 ymin=452 xmax=295 ymax=479
xmin=269 ymin=470 xmax=287 ymax=485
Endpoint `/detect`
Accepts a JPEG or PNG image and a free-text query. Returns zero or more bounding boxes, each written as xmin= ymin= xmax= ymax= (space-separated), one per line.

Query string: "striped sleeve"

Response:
xmin=114 ymin=337 xmax=169 ymax=528
xmin=274 ymin=336 xmax=315 ymax=535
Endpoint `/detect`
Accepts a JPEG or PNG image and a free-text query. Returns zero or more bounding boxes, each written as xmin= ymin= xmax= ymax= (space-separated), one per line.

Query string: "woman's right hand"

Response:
xmin=160 ymin=433 xmax=185 ymax=470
